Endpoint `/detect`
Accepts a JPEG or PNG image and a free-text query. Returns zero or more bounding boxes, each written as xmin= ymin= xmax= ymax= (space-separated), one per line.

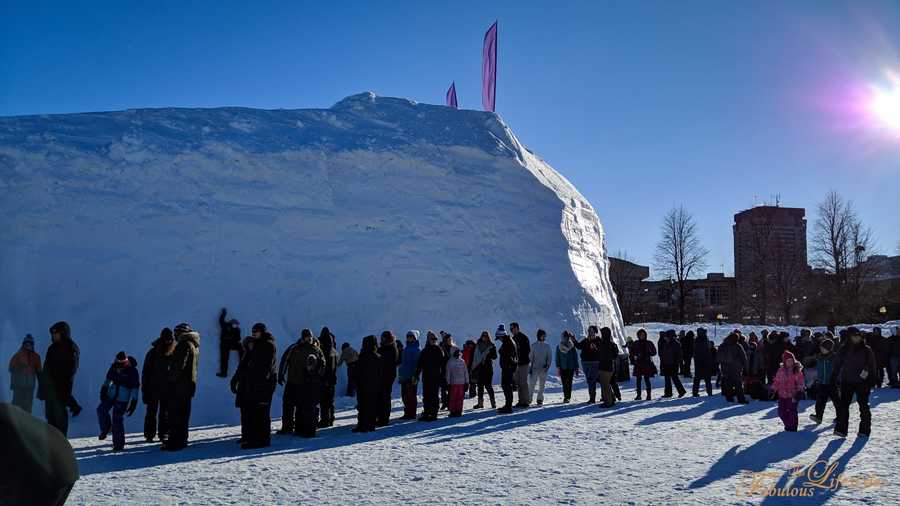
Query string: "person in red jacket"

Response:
xmin=9 ymin=334 xmax=42 ymax=414
xmin=462 ymin=339 xmax=477 ymax=398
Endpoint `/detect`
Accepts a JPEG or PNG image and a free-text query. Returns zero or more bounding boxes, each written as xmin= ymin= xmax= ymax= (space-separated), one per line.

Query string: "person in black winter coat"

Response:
xmin=510 ymin=322 xmax=531 ymax=407
xmin=318 ymin=327 xmax=339 ymax=428
xmin=471 ymin=331 xmax=498 ymax=409
xmin=681 ymin=330 xmax=695 ymax=378
xmin=284 ymin=328 xmax=325 ymax=438
xmin=217 ymin=308 xmax=244 ymax=378
xmin=832 ymin=328 xmax=877 ymax=437
xmin=376 ymin=331 xmax=401 ymax=427
xmin=496 ymin=326 xmax=518 ymax=414
xmin=231 ymin=325 xmax=277 ymax=449
xmin=596 ymin=327 xmax=620 ymax=407
xmin=353 ymin=335 xmax=382 ymax=432
xmin=692 ymin=329 xmax=713 ymax=397
xmin=39 ymin=321 xmax=82 ymax=436
xmin=659 ymin=330 xmax=686 ymax=398
xmin=276 ymin=337 xmax=300 ymax=434
xmin=141 ymin=327 xmax=175 ymax=442
xmin=718 ymin=332 xmax=749 ymax=404
xmin=416 ymin=331 xmax=445 ymax=421
xmin=629 ymin=329 xmax=657 ymax=400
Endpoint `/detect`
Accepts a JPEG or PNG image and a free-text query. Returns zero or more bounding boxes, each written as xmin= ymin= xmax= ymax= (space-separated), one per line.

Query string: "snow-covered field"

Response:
xmin=68 ymin=375 xmax=899 ymax=505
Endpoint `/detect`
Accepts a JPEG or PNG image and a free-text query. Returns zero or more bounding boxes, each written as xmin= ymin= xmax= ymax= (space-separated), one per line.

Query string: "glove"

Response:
xmin=126 ymin=399 xmax=138 ymax=417
xmin=230 ymin=377 xmax=239 ymax=394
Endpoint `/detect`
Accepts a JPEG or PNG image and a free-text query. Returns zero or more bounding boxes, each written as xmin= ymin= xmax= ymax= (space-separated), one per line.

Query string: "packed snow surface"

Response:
xmin=0 ymin=92 xmax=623 ymax=433
xmin=67 ymin=377 xmax=900 ymax=505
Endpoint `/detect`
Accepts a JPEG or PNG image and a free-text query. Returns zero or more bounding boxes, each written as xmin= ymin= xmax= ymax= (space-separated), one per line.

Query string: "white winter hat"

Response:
xmin=407 ymin=330 xmax=420 ymax=339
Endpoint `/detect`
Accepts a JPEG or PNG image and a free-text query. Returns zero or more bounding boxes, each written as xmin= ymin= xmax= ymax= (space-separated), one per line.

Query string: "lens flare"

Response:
xmin=868 ymin=74 xmax=900 ymax=133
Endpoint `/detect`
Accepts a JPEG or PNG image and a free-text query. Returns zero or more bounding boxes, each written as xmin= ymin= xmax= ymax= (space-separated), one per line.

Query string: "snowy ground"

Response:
xmin=69 ymin=376 xmax=899 ymax=505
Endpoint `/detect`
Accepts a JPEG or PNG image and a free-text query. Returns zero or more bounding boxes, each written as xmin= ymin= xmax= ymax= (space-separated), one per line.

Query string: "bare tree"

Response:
xmin=654 ymin=206 xmax=709 ymax=323
xmin=811 ymin=191 xmax=877 ymax=321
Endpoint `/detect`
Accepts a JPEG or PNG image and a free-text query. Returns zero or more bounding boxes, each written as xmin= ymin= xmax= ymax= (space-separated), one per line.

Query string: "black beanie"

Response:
xmin=115 ymin=351 xmax=127 ymax=362
xmin=252 ymin=322 xmax=267 ymax=333
xmin=160 ymin=327 xmax=174 ymax=343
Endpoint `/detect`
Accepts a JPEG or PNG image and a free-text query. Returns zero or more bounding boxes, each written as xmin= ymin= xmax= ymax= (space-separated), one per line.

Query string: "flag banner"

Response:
xmin=482 ymin=21 xmax=497 ymax=112
xmin=446 ymin=82 xmax=458 ymax=109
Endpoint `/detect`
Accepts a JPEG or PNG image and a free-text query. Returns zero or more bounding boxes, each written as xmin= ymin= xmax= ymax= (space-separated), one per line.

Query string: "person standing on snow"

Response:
xmin=681 ymin=330 xmax=695 ymax=378
xmin=217 ymin=308 xmax=243 ymax=378
xmin=276 ymin=335 xmax=301 ymax=435
xmin=352 ymin=335 xmax=382 ymax=432
xmin=97 ymin=351 xmax=140 ymax=451
xmin=509 ymin=322 xmax=531 ymax=407
xmin=659 ymin=330 xmax=686 ymax=398
xmin=39 ymin=321 xmax=82 ymax=436
xmin=832 ymin=327 xmax=877 ymax=438
xmin=446 ymin=349 xmax=469 ymax=417
xmin=496 ymin=325 xmax=518 ymax=414
xmin=337 ymin=342 xmax=359 ymax=397
xmin=629 ymin=328 xmax=656 ymax=401
xmin=318 ymin=327 xmax=338 ymax=428
xmin=9 ymin=334 xmax=41 ymax=414
xmin=163 ymin=323 xmax=200 ymax=451
xmin=556 ymin=330 xmax=580 ymax=403
xmin=231 ymin=324 xmax=277 ymax=448
xmin=286 ymin=328 xmax=324 ymax=437
xmin=809 ymin=338 xmax=839 ymax=424
xmin=771 ymin=351 xmax=805 ymax=432
xmin=528 ymin=329 xmax=552 ymax=406
xmin=692 ymin=329 xmax=714 ymax=397
xmin=376 ymin=331 xmax=402 ymax=427
xmin=438 ymin=331 xmax=457 ymax=410
xmin=596 ymin=327 xmax=620 ymax=408
xmin=574 ymin=325 xmax=602 ymax=404
xmin=462 ymin=339 xmax=477 ymax=399
xmin=717 ymin=332 xmax=749 ymax=404
xmin=398 ymin=330 xmax=422 ymax=420
xmin=416 ymin=331 xmax=445 ymax=421
xmin=471 ymin=331 xmax=497 ymax=409
xmin=142 ymin=327 xmax=175 ymax=443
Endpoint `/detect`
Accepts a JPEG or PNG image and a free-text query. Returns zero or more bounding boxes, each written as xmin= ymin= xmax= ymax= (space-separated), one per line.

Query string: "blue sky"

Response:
xmin=3 ymin=0 xmax=899 ymax=274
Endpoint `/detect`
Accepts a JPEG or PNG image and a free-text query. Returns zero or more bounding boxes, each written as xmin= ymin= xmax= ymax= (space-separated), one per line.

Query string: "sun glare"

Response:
xmin=868 ymin=80 xmax=900 ymax=132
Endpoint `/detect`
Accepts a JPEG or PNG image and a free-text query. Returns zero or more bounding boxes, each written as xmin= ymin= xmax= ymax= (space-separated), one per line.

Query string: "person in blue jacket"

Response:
xmin=398 ymin=330 xmax=422 ymax=420
xmin=97 ymin=351 xmax=140 ymax=451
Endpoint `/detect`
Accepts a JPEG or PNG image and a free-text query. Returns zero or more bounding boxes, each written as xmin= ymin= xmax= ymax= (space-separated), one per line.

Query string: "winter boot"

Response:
xmin=809 ymin=414 xmax=822 ymax=424
xmin=497 ymin=405 xmax=513 ymax=414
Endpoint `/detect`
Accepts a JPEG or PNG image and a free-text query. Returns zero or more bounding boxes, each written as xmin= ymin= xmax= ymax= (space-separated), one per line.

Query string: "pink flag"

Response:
xmin=482 ymin=21 xmax=498 ymax=112
xmin=446 ymin=82 xmax=458 ymax=109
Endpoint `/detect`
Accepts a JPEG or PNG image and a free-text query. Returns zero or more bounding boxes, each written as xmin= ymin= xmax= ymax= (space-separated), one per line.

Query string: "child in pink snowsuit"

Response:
xmin=772 ymin=350 xmax=805 ymax=432
xmin=446 ymin=349 xmax=470 ymax=417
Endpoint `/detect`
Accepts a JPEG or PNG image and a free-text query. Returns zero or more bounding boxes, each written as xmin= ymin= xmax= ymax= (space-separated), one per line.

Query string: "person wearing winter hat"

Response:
xmin=352 ymin=335 xmax=382 ymax=432
xmin=317 ymin=327 xmax=339 ymax=428
xmin=415 ymin=331 xmax=445 ymax=421
xmin=496 ymin=325 xmax=517 ymax=414
xmin=97 ymin=351 xmax=140 ymax=451
xmin=438 ymin=331 xmax=457 ymax=411
xmin=231 ymin=324 xmax=277 ymax=448
xmin=398 ymin=330 xmax=422 ymax=420
xmin=771 ymin=350 xmax=804 ymax=432
xmin=217 ymin=308 xmax=243 ymax=378
xmin=40 ymin=321 xmax=82 ymax=436
xmin=810 ymin=338 xmax=839 ymax=424
xmin=286 ymin=328 xmax=324 ymax=437
xmin=9 ymin=334 xmax=42 ymax=414
xmin=529 ymin=329 xmax=552 ymax=406
xmin=164 ymin=323 xmax=200 ymax=451
xmin=142 ymin=328 xmax=175 ymax=442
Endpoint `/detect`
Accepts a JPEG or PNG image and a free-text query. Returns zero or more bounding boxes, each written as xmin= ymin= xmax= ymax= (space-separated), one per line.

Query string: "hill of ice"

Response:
xmin=0 ymin=92 xmax=623 ymax=431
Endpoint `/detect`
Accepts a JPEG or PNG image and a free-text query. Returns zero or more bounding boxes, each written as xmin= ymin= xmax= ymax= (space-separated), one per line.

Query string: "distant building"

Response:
xmin=733 ymin=205 xmax=809 ymax=322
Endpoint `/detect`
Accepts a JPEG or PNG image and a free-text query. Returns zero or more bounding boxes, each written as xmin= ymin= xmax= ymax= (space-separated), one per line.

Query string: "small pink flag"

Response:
xmin=482 ymin=21 xmax=498 ymax=112
xmin=446 ymin=82 xmax=458 ymax=109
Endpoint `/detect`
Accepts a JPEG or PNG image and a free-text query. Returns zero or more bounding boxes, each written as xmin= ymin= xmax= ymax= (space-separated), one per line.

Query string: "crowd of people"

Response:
xmin=7 ymin=312 xmax=899 ymax=452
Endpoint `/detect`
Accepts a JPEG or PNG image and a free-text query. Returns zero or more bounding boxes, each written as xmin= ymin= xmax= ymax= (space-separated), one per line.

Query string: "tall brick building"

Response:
xmin=733 ymin=206 xmax=808 ymax=322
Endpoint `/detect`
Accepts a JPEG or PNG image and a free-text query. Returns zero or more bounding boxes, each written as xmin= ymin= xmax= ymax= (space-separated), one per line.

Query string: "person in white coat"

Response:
xmin=529 ymin=329 xmax=553 ymax=405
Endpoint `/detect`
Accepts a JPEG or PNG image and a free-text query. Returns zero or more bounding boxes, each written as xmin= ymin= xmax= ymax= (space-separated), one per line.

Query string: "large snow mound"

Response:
xmin=0 ymin=92 xmax=623 ymax=431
